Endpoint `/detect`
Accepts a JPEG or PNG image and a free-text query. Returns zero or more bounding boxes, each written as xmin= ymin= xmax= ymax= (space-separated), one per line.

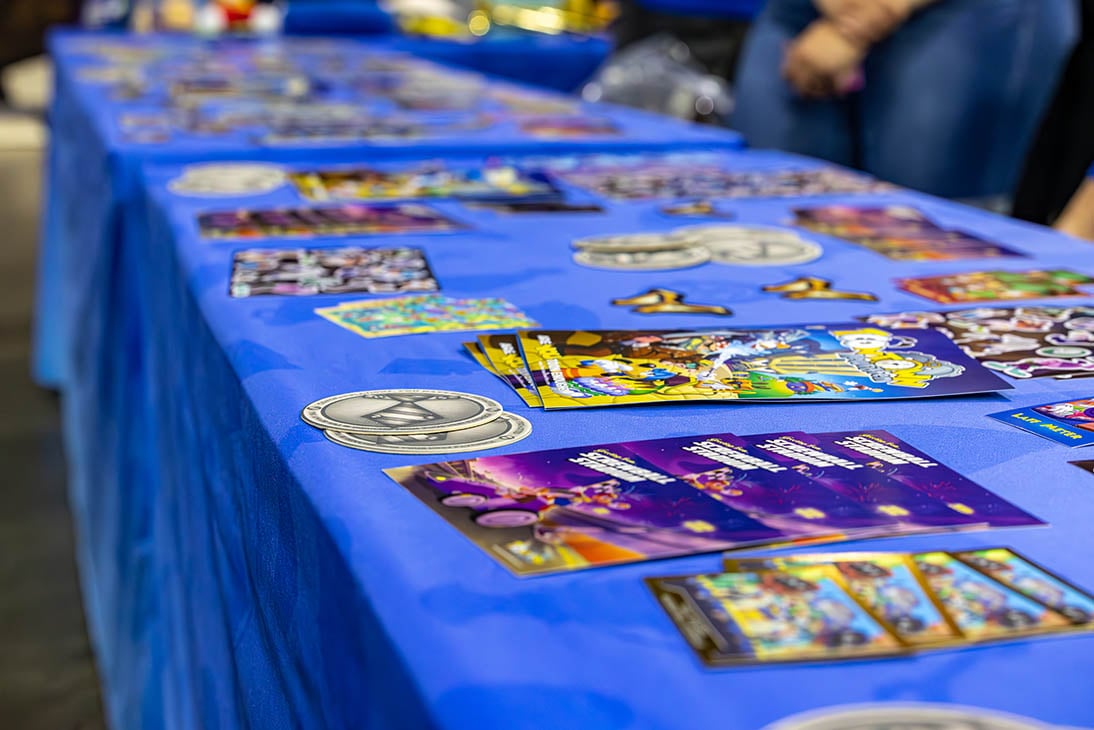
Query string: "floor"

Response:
xmin=0 ymin=137 xmax=106 ymax=728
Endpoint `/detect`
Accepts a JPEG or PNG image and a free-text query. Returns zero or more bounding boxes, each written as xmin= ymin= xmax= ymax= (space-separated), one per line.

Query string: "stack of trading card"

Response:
xmin=464 ymin=323 xmax=1012 ymax=409
xmin=647 ymin=548 xmax=1094 ymax=667
xmin=383 ymin=429 xmax=1042 ymax=576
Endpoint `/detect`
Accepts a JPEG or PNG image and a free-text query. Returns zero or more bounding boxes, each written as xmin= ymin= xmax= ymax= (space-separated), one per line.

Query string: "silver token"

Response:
xmin=573 ymin=246 xmax=710 ymax=271
xmin=325 ymin=412 xmax=532 ymax=454
xmin=572 ymin=232 xmax=692 ymax=253
xmin=302 ymin=389 xmax=503 ymax=435
xmin=765 ymin=704 xmax=1052 ymax=730
xmin=673 ymin=224 xmax=805 ymax=245
xmin=168 ymin=163 xmax=288 ymax=196
xmin=703 ymin=237 xmax=822 ymax=266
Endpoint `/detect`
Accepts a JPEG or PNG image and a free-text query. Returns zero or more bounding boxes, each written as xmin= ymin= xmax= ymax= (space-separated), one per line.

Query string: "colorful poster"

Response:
xmin=792 ymin=205 xmax=1024 ymax=261
xmin=956 ymin=548 xmax=1094 ymax=625
xmin=863 ymin=306 xmax=1094 ymax=380
xmin=516 ymin=325 xmax=1010 ymax=409
xmin=288 ymin=164 xmax=558 ymax=202
xmin=199 ymin=203 xmax=463 ymax=239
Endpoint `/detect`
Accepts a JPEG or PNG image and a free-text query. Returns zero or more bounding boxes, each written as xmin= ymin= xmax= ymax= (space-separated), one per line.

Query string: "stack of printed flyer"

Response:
xmin=383 ymin=429 xmax=1041 ymax=576
xmin=464 ymin=322 xmax=1012 ymax=409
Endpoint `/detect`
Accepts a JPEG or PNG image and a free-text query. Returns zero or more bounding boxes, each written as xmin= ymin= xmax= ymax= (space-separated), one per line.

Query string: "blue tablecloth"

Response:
xmin=72 ymin=146 xmax=1094 ymax=728
xmin=33 ymin=30 xmax=741 ymax=389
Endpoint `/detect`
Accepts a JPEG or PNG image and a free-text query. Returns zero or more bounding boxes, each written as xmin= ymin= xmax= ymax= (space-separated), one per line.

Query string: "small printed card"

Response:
xmin=990 ymin=397 xmax=1094 ymax=447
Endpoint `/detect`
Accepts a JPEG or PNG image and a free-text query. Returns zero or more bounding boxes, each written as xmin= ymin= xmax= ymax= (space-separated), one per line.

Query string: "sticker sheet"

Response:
xmin=513 ymin=325 xmax=1010 ymax=409
xmin=315 ymin=295 xmax=538 ymax=338
xmin=555 ymin=166 xmax=890 ymax=201
xmin=862 ymin=306 xmax=1094 ymax=380
xmin=200 ymin=203 xmax=464 ymax=239
xmin=792 ymin=205 xmax=1024 ymax=262
xmin=229 ymin=246 xmax=438 ymax=297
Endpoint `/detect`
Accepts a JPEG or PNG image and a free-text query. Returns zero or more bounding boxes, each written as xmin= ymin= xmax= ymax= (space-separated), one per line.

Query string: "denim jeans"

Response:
xmin=731 ymin=0 xmax=1078 ymax=198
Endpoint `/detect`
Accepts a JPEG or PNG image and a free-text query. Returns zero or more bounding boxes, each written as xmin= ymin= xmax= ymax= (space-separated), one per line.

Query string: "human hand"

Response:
xmin=782 ymin=20 xmax=867 ymax=99
xmin=815 ymin=0 xmax=915 ymax=45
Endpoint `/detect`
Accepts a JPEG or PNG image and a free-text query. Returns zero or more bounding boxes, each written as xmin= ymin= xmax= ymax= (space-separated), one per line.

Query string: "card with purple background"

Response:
xmin=384 ymin=443 xmax=784 ymax=576
xmin=620 ymin=433 xmax=880 ymax=537
xmin=815 ymin=430 xmax=1044 ymax=527
xmin=742 ymin=432 xmax=989 ymax=532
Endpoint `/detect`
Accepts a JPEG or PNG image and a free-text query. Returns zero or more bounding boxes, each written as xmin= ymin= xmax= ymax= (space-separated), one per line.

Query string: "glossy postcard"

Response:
xmin=515 ymin=325 xmax=1011 ymax=409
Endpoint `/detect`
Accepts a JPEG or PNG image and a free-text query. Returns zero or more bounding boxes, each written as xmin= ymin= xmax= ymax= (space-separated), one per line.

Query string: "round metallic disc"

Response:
xmin=573 ymin=246 xmax=710 ymax=271
xmin=704 ymin=237 xmax=823 ymax=266
xmin=324 ymin=412 xmax=532 ymax=454
xmin=673 ymin=224 xmax=804 ymax=245
xmin=765 ymin=704 xmax=1051 ymax=730
xmin=168 ymin=163 xmax=288 ymax=196
xmin=572 ymin=232 xmax=692 ymax=253
xmin=302 ymin=389 xmax=503 ymax=435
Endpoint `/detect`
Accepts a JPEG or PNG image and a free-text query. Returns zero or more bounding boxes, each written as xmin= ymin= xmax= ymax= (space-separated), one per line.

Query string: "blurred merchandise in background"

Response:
xmin=582 ymin=34 xmax=733 ymax=124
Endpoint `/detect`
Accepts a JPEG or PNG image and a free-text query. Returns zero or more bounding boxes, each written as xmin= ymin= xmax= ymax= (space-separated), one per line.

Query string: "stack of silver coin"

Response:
xmin=572 ymin=224 xmax=822 ymax=271
xmin=301 ymin=388 xmax=532 ymax=455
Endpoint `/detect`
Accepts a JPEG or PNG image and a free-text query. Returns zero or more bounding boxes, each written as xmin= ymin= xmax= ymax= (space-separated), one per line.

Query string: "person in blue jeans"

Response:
xmin=732 ymin=0 xmax=1077 ymax=199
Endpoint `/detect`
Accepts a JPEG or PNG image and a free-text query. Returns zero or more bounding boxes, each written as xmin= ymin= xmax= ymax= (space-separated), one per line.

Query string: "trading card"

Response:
xmin=792 ymin=205 xmax=1024 ymax=261
xmin=912 ymin=551 xmax=1073 ymax=641
xmin=724 ymin=552 xmax=962 ymax=646
xmin=896 ymin=270 xmax=1094 ymax=305
xmin=955 ymin=548 xmax=1094 ymax=625
xmin=289 ymin=164 xmax=558 ymax=202
xmin=462 ymin=200 xmax=605 ymax=214
xmin=463 ymin=342 xmax=500 ymax=375
xmin=477 ymin=334 xmax=543 ymax=408
xmin=646 ymin=565 xmax=905 ymax=666
xmin=740 ymin=432 xmax=986 ymax=533
xmin=621 ymin=432 xmax=880 ymax=538
xmin=814 ymin=430 xmax=1043 ymax=528
xmin=862 ymin=306 xmax=1094 ymax=380
xmin=385 ymin=444 xmax=789 ymax=575
xmin=314 ymin=295 xmax=537 ymax=338
xmin=229 ymin=246 xmax=438 ymax=297
xmin=199 ymin=203 xmax=463 ymax=239
xmin=990 ymin=398 xmax=1094 ymax=447
xmin=516 ymin=324 xmax=1009 ymax=409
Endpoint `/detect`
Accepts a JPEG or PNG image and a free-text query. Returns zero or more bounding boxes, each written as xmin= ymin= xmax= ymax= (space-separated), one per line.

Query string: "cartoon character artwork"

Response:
xmin=1031 ymin=398 xmax=1094 ymax=430
xmin=896 ymin=269 xmax=1094 ymax=305
xmin=912 ymin=552 xmax=1071 ymax=641
xmin=647 ymin=567 xmax=904 ymax=665
xmin=384 ymin=447 xmax=785 ymax=576
xmin=516 ymin=325 xmax=1008 ymax=408
xmin=863 ymin=306 xmax=1094 ymax=380
xmin=957 ymin=548 xmax=1094 ymax=625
